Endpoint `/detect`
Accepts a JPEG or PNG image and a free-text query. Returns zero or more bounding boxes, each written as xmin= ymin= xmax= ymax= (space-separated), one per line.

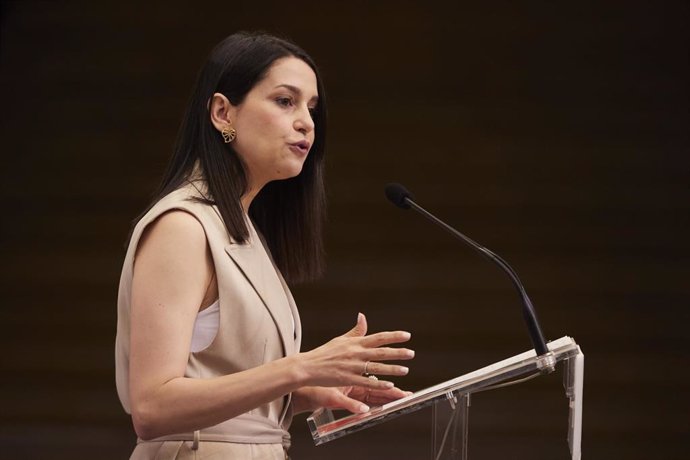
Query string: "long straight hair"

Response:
xmin=140 ymin=32 xmax=327 ymax=283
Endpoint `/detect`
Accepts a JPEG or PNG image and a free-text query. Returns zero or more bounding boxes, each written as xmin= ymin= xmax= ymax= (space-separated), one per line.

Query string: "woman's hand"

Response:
xmin=291 ymin=313 xmax=415 ymax=392
xmin=344 ymin=384 xmax=412 ymax=408
xmin=292 ymin=384 xmax=412 ymax=414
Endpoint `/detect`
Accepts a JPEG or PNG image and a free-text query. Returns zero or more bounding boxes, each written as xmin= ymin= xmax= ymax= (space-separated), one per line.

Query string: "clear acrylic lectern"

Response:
xmin=307 ymin=336 xmax=584 ymax=460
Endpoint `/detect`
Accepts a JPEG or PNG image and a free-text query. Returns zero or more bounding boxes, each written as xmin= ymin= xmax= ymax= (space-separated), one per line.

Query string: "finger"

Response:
xmin=367 ymin=386 xmax=409 ymax=400
xmin=367 ymin=347 xmax=416 ymax=362
xmin=355 ymin=376 xmax=396 ymax=390
xmin=339 ymin=385 xmax=354 ymax=397
xmin=361 ymin=361 xmax=409 ymax=377
xmin=343 ymin=312 xmax=368 ymax=338
xmin=365 ymin=387 xmax=413 ymax=405
xmin=361 ymin=330 xmax=411 ymax=347
xmin=330 ymin=391 xmax=371 ymax=414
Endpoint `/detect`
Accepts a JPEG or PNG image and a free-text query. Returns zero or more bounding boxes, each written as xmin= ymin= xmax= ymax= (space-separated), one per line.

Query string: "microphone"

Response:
xmin=384 ymin=183 xmax=555 ymax=371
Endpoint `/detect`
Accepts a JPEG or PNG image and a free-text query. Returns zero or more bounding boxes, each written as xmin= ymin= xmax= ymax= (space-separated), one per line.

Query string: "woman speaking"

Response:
xmin=115 ymin=32 xmax=414 ymax=459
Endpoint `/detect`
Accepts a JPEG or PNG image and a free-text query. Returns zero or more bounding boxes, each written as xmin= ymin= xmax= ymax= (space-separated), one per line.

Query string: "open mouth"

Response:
xmin=290 ymin=141 xmax=311 ymax=155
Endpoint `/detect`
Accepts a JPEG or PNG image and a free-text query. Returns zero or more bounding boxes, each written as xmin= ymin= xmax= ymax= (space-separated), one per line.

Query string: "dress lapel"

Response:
xmin=223 ymin=238 xmax=295 ymax=357
xmin=277 ymin=273 xmax=301 ymax=351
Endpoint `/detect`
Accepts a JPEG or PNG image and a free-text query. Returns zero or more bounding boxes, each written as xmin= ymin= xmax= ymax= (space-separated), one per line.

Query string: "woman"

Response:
xmin=115 ymin=32 xmax=414 ymax=459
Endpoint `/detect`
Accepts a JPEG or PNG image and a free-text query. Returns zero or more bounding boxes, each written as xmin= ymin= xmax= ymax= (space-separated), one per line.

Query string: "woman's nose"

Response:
xmin=294 ymin=106 xmax=315 ymax=134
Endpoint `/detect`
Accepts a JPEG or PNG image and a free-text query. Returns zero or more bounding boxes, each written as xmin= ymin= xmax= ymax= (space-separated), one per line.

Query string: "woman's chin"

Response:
xmin=273 ymin=162 xmax=305 ymax=181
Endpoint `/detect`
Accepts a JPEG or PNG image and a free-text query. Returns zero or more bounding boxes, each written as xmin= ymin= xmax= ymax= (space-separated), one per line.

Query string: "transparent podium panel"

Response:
xmin=308 ymin=336 xmax=584 ymax=460
xmin=431 ymin=392 xmax=470 ymax=460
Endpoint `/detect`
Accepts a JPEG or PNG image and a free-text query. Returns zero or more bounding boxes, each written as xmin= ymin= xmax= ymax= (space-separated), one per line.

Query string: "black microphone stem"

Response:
xmin=405 ymin=198 xmax=552 ymax=361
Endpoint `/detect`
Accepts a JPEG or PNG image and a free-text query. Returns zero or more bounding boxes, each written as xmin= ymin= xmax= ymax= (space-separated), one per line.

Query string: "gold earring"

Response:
xmin=221 ymin=125 xmax=236 ymax=143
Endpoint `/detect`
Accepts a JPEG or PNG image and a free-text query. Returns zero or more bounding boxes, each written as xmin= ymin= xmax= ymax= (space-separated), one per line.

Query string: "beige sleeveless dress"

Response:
xmin=115 ymin=181 xmax=302 ymax=459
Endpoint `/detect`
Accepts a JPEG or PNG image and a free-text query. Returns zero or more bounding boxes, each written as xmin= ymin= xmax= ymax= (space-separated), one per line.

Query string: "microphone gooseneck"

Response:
xmin=384 ymin=183 xmax=553 ymax=369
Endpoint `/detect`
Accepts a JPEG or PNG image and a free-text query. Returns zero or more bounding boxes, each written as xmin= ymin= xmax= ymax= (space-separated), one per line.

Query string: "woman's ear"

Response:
xmin=209 ymin=93 xmax=238 ymax=132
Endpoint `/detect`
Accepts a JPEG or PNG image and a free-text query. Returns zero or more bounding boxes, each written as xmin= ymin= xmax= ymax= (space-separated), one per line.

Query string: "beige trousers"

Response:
xmin=130 ymin=441 xmax=288 ymax=459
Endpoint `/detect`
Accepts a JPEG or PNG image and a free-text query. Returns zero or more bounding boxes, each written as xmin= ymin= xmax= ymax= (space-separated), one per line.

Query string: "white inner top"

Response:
xmin=190 ymin=299 xmax=295 ymax=353
xmin=190 ymin=299 xmax=220 ymax=353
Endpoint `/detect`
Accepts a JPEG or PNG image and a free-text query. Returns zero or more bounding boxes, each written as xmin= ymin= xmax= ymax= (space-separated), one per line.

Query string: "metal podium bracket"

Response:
xmin=445 ymin=391 xmax=458 ymax=410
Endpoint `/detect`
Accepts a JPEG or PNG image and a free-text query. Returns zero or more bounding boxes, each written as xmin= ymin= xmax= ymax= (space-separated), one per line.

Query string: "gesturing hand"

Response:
xmin=295 ymin=313 xmax=415 ymax=391
xmin=344 ymin=384 xmax=412 ymax=408
xmin=292 ymin=384 xmax=412 ymax=415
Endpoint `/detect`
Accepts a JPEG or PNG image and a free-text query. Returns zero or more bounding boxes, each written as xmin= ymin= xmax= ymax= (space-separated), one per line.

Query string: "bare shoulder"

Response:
xmin=135 ymin=210 xmax=208 ymax=262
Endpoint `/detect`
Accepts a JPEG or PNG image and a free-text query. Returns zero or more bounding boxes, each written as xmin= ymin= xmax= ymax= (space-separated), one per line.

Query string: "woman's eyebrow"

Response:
xmin=274 ymin=84 xmax=319 ymax=104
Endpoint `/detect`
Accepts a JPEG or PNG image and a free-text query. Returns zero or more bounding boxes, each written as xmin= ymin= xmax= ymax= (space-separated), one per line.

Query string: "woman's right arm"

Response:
xmin=128 ymin=211 xmax=414 ymax=440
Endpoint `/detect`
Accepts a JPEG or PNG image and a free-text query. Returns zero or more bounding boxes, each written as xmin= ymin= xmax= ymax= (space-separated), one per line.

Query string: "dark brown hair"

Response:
xmin=143 ymin=32 xmax=327 ymax=283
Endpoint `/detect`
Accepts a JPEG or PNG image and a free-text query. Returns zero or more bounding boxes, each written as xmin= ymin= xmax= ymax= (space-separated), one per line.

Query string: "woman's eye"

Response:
xmin=276 ymin=97 xmax=293 ymax=107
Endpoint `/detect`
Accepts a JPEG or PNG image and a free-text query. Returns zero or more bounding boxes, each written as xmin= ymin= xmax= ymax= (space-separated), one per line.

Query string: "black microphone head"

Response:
xmin=385 ymin=183 xmax=414 ymax=209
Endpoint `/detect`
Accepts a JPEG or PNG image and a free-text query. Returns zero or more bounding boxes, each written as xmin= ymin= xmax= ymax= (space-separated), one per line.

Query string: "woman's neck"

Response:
xmin=240 ymin=182 xmax=264 ymax=213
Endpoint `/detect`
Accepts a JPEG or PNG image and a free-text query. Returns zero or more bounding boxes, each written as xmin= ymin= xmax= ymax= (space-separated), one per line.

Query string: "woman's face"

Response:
xmin=229 ymin=56 xmax=318 ymax=191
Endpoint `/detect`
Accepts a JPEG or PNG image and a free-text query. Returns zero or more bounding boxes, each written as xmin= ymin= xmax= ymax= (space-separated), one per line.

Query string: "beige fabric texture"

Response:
xmin=129 ymin=440 xmax=288 ymax=460
xmin=115 ymin=181 xmax=302 ymax=455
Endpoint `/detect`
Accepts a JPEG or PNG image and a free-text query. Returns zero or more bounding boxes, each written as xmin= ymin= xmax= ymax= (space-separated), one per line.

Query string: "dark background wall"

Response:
xmin=1 ymin=1 xmax=687 ymax=458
